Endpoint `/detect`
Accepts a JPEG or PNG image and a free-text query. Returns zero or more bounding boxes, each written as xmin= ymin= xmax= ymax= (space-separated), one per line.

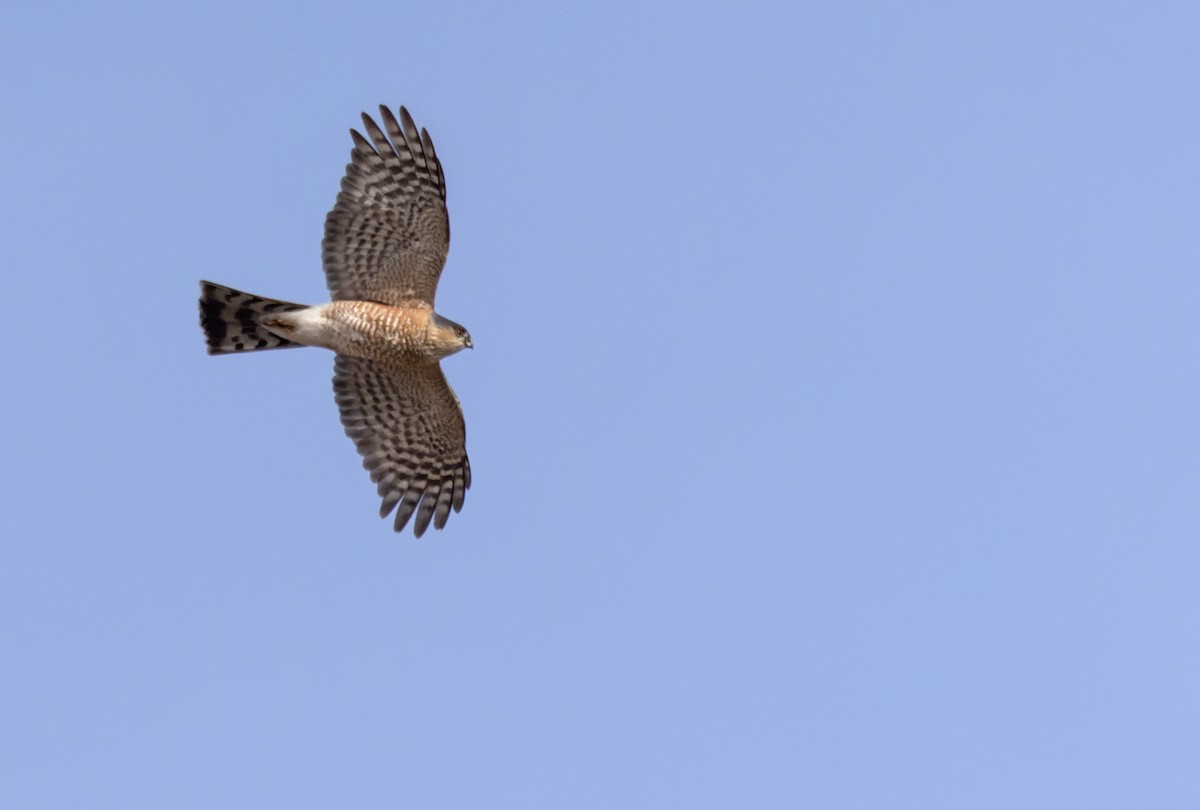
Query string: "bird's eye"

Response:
xmin=454 ymin=326 xmax=465 ymax=337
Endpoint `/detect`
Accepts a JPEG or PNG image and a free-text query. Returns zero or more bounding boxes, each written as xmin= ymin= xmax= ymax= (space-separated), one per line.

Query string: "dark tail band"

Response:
xmin=199 ymin=281 xmax=309 ymax=355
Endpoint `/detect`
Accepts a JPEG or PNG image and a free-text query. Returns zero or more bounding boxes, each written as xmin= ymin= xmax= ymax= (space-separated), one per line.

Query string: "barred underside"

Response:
xmin=323 ymin=105 xmax=450 ymax=307
xmin=199 ymin=281 xmax=309 ymax=355
xmin=333 ymin=354 xmax=470 ymax=537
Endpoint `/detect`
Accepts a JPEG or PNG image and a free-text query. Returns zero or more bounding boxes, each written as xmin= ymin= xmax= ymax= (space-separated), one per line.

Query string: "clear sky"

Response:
xmin=3 ymin=1 xmax=1200 ymax=807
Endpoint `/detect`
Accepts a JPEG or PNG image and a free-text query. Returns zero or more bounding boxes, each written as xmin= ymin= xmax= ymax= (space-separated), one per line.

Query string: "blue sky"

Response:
xmin=4 ymin=1 xmax=1200 ymax=807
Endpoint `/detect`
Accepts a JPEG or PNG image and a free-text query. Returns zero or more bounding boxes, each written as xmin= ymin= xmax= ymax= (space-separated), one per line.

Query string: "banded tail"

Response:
xmin=199 ymin=281 xmax=309 ymax=355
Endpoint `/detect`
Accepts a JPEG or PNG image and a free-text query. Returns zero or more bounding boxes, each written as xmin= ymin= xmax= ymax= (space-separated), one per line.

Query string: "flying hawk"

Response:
xmin=199 ymin=105 xmax=472 ymax=537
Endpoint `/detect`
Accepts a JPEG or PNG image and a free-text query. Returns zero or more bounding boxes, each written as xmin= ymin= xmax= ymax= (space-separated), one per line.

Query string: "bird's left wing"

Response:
xmin=333 ymin=355 xmax=470 ymax=536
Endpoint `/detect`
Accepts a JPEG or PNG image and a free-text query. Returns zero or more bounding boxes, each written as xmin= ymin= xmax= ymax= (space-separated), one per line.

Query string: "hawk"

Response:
xmin=199 ymin=105 xmax=472 ymax=537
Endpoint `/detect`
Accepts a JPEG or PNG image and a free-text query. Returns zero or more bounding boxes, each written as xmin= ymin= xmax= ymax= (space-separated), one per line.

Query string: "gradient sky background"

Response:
xmin=4 ymin=1 xmax=1200 ymax=807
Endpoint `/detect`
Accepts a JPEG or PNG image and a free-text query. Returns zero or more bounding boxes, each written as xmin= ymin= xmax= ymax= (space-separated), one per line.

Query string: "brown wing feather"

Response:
xmin=323 ymin=106 xmax=450 ymax=306
xmin=332 ymin=355 xmax=470 ymax=537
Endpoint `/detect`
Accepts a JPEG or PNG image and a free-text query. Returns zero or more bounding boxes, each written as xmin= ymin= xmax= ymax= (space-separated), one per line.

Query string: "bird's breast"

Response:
xmin=322 ymin=300 xmax=439 ymax=362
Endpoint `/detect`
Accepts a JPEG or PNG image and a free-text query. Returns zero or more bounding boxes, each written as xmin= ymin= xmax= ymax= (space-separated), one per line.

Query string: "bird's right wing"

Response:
xmin=323 ymin=106 xmax=450 ymax=307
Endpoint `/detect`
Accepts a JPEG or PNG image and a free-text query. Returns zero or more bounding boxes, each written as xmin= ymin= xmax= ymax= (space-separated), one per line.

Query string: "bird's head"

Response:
xmin=432 ymin=314 xmax=473 ymax=356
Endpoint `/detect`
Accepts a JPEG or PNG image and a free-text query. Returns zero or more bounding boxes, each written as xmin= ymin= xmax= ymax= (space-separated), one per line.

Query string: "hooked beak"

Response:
xmin=465 ymin=336 xmax=474 ymax=350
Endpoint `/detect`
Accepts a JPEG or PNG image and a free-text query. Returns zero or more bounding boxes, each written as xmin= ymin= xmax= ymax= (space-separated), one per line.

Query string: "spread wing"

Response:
xmin=333 ymin=355 xmax=470 ymax=537
xmin=323 ymin=106 xmax=450 ymax=306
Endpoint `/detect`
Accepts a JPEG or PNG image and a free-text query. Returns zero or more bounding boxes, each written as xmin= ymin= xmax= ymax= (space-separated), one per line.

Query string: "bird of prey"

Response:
xmin=199 ymin=105 xmax=472 ymax=537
